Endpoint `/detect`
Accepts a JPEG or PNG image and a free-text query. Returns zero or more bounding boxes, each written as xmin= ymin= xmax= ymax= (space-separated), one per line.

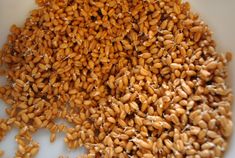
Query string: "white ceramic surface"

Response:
xmin=0 ymin=0 xmax=234 ymax=157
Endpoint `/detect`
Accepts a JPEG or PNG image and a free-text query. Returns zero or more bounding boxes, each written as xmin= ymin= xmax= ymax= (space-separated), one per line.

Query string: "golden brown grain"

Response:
xmin=0 ymin=150 xmax=3 ymax=157
xmin=0 ymin=0 xmax=233 ymax=157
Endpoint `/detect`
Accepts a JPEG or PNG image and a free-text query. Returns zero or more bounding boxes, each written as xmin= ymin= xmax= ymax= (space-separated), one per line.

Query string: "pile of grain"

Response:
xmin=0 ymin=0 xmax=233 ymax=157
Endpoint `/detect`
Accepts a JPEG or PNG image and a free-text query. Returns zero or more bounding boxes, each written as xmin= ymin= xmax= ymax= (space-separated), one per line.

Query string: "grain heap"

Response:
xmin=0 ymin=0 xmax=233 ymax=157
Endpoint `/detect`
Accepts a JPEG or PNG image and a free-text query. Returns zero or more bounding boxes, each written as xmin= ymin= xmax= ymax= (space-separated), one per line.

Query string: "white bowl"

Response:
xmin=0 ymin=0 xmax=234 ymax=157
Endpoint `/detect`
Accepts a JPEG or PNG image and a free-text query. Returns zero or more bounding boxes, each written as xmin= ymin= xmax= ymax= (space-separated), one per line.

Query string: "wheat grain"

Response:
xmin=0 ymin=0 xmax=233 ymax=157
